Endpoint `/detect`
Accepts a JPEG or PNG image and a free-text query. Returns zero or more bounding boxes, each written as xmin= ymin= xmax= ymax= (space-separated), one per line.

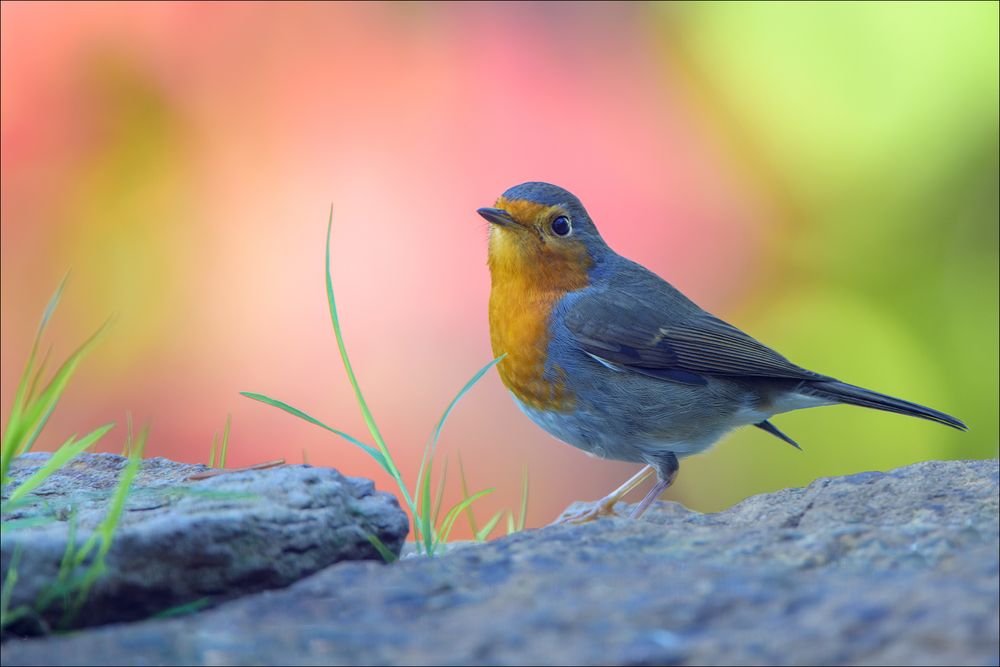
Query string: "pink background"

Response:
xmin=3 ymin=2 xmax=997 ymax=535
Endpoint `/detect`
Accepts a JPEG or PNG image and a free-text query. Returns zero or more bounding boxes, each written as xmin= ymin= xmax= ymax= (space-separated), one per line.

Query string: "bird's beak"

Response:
xmin=477 ymin=207 xmax=516 ymax=227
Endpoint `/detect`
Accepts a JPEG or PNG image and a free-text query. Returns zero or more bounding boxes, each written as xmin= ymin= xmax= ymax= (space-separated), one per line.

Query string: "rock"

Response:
xmin=1 ymin=453 xmax=409 ymax=635
xmin=3 ymin=459 xmax=997 ymax=665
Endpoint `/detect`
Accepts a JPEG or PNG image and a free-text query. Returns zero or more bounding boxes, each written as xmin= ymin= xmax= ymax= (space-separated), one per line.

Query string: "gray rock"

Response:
xmin=3 ymin=459 xmax=997 ymax=666
xmin=1 ymin=453 xmax=409 ymax=635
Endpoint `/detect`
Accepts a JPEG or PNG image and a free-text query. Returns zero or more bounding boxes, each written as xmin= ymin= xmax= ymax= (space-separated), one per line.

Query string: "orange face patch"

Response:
xmin=486 ymin=197 xmax=591 ymax=412
xmin=486 ymin=197 xmax=589 ymax=288
xmin=494 ymin=196 xmax=557 ymax=228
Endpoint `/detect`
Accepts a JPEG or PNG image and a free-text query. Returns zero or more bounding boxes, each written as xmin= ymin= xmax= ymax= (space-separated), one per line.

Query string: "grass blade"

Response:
xmin=24 ymin=346 xmax=52 ymax=406
xmin=0 ymin=544 xmax=22 ymax=623
xmin=2 ymin=277 xmax=69 ymax=476
xmin=431 ymin=457 xmax=449 ymax=528
xmin=438 ymin=488 xmax=494 ymax=545
xmin=79 ymin=424 xmax=147 ymax=563
xmin=457 ymin=452 xmax=479 ymax=536
xmin=518 ymin=465 xmax=529 ymax=532
xmin=151 ymin=598 xmax=211 ymax=619
xmin=419 ymin=454 xmax=434 ymax=555
xmin=2 ymin=423 xmax=115 ymax=509
xmin=242 ymin=211 xmax=518 ymax=557
xmin=426 ymin=355 xmax=504 ymax=467
xmin=120 ymin=413 xmax=134 ymax=457
xmin=38 ymin=274 xmax=69 ymax=335
xmin=365 ymin=533 xmax=399 ymax=563
xmin=3 ymin=318 xmax=111 ymax=480
xmin=60 ymin=424 xmax=147 ymax=625
xmin=31 ymin=508 xmax=79 ymax=615
xmin=475 ymin=510 xmax=505 ymax=542
xmin=218 ymin=414 xmax=231 ymax=469
xmin=17 ymin=398 xmax=59 ymax=457
xmin=240 ymin=392 xmax=391 ymax=475
xmin=413 ymin=353 xmax=505 ymax=547
xmin=0 ymin=515 xmax=58 ymax=532
xmin=324 ymin=211 xmax=397 ymax=478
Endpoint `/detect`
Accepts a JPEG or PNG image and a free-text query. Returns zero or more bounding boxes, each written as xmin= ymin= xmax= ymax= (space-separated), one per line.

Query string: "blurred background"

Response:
xmin=2 ymin=2 xmax=997 ymax=535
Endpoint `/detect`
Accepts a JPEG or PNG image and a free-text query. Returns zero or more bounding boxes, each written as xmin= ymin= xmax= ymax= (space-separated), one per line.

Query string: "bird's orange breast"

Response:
xmin=487 ymin=217 xmax=591 ymax=412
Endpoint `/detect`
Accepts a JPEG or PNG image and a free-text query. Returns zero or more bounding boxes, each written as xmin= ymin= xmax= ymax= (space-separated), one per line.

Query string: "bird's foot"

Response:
xmin=552 ymin=497 xmax=623 ymax=525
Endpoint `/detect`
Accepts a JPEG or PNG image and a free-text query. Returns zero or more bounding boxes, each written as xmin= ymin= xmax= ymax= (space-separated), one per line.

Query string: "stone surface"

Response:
xmin=3 ymin=459 xmax=998 ymax=665
xmin=1 ymin=453 xmax=409 ymax=634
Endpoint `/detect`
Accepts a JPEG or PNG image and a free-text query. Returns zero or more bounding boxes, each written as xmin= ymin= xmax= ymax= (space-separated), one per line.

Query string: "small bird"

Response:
xmin=478 ymin=182 xmax=966 ymax=522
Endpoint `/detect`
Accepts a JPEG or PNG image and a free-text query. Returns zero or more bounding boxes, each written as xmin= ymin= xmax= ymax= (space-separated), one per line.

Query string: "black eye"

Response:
xmin=551 ymin=215 xmax=571 ymax=236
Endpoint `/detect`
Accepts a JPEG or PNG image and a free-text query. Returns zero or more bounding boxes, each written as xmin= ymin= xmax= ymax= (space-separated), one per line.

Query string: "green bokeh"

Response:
xmin=660 ymin=1 xmax=998 ymax=509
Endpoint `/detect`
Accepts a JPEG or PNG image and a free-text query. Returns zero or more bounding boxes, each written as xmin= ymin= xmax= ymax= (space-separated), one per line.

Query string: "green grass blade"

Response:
xmin=240 ymin=392 xmax=391 ymax=475
xmin=426 ymin=355 xmax=504 ymax=466
xmin=506 ymin=511 xmax=515 ymax=536
xmin=324 ymin=211 xmax=397 ymax=477
xmin=431 ymin=457 xmax=449 ymax=528
xmin=208 ymin=433 xmax=217 ymax=468
xmin=411 ymin=432 xmax=433 ymax=548
xmin=0 ymin=515 xmax=58 ymax=532
xmin=4 ymin=318 xmax=111 ymax=472
xmin=415 ymin=353 xmax=505 ymax=552
xmin=38 ymin=274 xmax=69 ymax=335
xmin=25 ymin=346 xmax=52 ymax=406
xmin=419 ymin=455 xmax=434 ymax=555
xmin=120 ymin=413 xmax=134 ymax=457
xmin=0 ymin=605 xmax=30 ymax=631
xmin=365 ymin=533 xmax=399 ymax=563
xmin=457 ymin=452 xmax=479 ymax=536
xmin=1 ymin=278 xmax=67 ymax=475
xmin=2 ymin=274 xmax=69 ymax=456
xmin=58 ymin=509 xmax=79 ymax=587
xmin=218 ymin=414 xmax=231 ymax=469
xmin=437 ymin=488 xmax=494 ymax=545
xmin=88 ymin=425 xmax=147 ymax=559
xmin=17 ymin=397 xmax=59 ymax=457
xmin=69 ymin=424 xmax=147 ymax=619
xmin=23 ymin=318 xmax=110 ymax=429
xmin=152 ymin=598 xmax=211 ymax=619
xmin=475 ymin=510 xmax=505 ymax=542
xmin=0 ymin=544 xmax=22 ymax=623
xmin=1 ymin=344 xmax=39 ymax=481
xmin=33 ymin=507 xmax=80 ymax=615
xmin=2 ymin=423 xmax=115 ymax=509
xmin=412 ymin=434 xmax=432 ymax=522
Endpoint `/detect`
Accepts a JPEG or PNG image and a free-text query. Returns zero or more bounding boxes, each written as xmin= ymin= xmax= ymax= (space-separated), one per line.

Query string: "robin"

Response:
xmin=478 ymin=182 xmax=966 ymax=522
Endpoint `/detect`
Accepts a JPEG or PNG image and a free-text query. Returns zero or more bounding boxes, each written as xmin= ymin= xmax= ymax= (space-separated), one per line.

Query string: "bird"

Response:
xmin=477 ymin=182 xmax=967 ymax=522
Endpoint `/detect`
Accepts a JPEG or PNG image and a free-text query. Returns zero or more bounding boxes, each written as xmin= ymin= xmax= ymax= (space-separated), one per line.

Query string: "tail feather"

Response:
xmin=755 ymin=419 xmax=802 ymax=450
xmin=802 ymin=380 xmax=967 ymax=431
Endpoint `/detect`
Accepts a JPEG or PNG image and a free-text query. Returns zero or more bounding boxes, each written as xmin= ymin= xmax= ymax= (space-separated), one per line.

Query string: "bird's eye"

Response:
xmin=551 ymin=215 xmax=572 ymax=236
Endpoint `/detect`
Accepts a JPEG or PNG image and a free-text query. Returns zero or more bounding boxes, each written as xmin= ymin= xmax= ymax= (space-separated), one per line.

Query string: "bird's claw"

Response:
xmin=552 ymin=499 xmax=622 ymax=525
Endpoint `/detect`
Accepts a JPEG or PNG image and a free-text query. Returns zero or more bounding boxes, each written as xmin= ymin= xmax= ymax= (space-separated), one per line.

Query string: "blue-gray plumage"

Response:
xmin=480 ymin=182 xmax=966 ymax=521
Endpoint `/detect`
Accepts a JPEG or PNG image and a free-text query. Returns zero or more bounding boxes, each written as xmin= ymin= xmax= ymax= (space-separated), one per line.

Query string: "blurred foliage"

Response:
xmin=664 ymin=1 xmax=998 ymax=510
xmin=1 ymin=2 xmax=996 ymax=522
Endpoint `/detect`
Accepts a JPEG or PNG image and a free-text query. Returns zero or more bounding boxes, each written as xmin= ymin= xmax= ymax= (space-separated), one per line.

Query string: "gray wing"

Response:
xmin=563 ymin=286 xmax=827 ymax=386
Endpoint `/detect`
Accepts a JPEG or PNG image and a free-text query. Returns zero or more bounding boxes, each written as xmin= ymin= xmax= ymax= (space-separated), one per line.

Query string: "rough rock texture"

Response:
xmin=3 ymin=459 xmax=998 ymax=666
xmin=1 ymin=453 xmax=409 ymax=634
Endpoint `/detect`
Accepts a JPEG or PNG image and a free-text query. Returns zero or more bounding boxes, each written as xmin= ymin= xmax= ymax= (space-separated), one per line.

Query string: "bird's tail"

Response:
xmin=802 ymin=380 xmax=967 ymax=431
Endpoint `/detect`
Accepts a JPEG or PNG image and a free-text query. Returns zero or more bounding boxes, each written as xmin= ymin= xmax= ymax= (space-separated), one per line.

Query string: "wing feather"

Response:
xmin=564 ymin=289 xmax=825 ymax=385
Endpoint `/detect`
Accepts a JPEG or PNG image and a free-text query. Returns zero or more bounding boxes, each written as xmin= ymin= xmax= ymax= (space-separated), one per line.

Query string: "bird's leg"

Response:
xmin=555 ymin=465 xmax=656 ymax=524
xmin=629 ymin=452 xmax=679 ymax=519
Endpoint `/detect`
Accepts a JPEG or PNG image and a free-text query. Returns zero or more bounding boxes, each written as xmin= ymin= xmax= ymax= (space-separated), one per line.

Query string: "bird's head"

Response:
xmin=478 ymin=182 xmax=609 ymax=290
